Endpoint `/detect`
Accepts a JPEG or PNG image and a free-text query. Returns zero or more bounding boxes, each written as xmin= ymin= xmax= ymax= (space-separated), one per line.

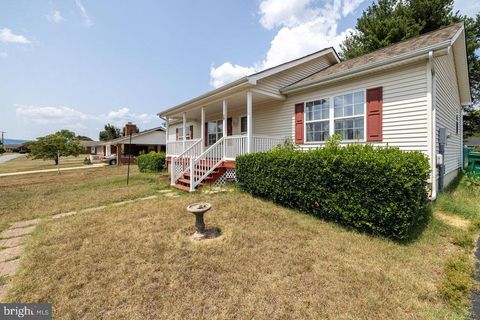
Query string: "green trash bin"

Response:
xmin=467 ymin=151 xmax=480 ymax=176
xmin=463 ymin=146 xmax=471 ymax=169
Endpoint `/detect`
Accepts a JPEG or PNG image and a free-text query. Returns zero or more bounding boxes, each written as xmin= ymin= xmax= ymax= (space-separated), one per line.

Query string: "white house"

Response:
xmin=158 ymin=23 xmax=471 ymax=197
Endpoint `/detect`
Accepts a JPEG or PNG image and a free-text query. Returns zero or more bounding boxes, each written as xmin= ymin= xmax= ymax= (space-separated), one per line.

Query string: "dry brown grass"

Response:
xmin=0 ymin=165 xmax=168 ymax=225
xmin=0 ymin=155 xmax=87 ymax=174
xmin=5 ymin=189 xmax=467 ymax=319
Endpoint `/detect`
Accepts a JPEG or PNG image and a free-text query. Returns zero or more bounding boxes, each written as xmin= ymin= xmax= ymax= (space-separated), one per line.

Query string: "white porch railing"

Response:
xmin=167 ymin=139 xmax=201 ymax=157
xmin=252 ymin=135 xmax=286 ymax=153
xmin=170 ymin=139 xmax=203 ymax=185
xmin=185 ymin=135 xmax=285 ymax=191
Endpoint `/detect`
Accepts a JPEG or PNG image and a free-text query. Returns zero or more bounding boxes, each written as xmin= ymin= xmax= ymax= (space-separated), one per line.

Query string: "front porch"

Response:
xmin=162 ymin=90 xmax=287 ymax=191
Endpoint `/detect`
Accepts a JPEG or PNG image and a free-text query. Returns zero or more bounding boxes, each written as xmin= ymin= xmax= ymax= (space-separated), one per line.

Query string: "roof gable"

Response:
xmin=283 ymin=23 xmax=466 ymax=94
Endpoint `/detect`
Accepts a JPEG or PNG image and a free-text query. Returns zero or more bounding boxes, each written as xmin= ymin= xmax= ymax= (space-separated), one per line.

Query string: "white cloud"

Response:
xmin=74 ymin=0 xmax=93 ymax=27
xmin=259 ymin=0 xmax=319 ymax=30
xmin=209 ymin=0 xmax=364 ymax=88
xmin=47 ymin=9 xmax=65 ymax=23
xmin=0 ymin=52 xmax=7 ymax=58
xmin=209 ymin=63 xmax=256 ymax=88
xmin=0 ymin=28 xmax=31 ymax=44
xmin=15 ymin=105 xmax=157 ymax=137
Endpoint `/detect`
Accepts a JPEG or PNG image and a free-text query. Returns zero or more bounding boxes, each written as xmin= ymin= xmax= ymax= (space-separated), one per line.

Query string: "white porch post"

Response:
xmin=247 ymin=91 xmax=253 ymax=153
xmin=182 ymin=112 xmax=186 ymax=152
xmin=201 ymin=106 xmax=205 ymax=152
xmin=223 ymin=100 xmax=227 ymax=158
xmin=165 ymin=117 xmax=169 ymax=155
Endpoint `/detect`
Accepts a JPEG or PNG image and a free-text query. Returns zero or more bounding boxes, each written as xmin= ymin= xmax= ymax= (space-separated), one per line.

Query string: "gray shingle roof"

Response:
xmin=286 ymin=23 xmax=463 ymax=89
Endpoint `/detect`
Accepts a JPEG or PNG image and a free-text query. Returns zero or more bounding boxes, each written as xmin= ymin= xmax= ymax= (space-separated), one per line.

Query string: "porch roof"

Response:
xmin=158 ymin=47 xmax=339 ymax=117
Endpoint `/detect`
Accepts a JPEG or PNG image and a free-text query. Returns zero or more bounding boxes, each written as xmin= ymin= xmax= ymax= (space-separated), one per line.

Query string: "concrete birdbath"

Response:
xmin=186 ymin=202 xmax=219 ymax=240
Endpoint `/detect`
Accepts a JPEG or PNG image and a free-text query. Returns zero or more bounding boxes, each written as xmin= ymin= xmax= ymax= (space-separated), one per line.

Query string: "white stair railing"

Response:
xmin=190 ymin=137 xmax=225 ymax=191
xmin=179 ymin=135 xmax=286 ymax=190
xmin=170 ymin=139 xmax=202 ymax=185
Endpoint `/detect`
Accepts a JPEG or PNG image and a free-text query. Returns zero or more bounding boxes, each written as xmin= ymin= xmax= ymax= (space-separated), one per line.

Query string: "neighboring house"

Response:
xmin=158 ymin=23 xmax=471 ymax=197
xmin=105 ymin=123 xmax=166 ymax=164
xmin=79 ymin=140 xmax=106 ymax=155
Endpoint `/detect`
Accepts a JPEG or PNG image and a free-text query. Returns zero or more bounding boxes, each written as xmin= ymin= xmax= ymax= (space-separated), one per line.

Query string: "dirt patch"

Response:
xmin=435 ymin=211 xmax=470 ymax=229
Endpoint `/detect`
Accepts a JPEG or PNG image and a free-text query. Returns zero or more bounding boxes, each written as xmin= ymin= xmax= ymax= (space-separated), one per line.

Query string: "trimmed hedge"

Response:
xmin=236 ymin=139 xmax=430 ymax=240
xmin=137 ymin=151 xmax=166 ymax=172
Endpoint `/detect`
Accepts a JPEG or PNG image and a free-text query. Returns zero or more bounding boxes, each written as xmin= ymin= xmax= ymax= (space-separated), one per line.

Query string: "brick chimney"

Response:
xmin=124 ymin=122 xmax=137 ymax=136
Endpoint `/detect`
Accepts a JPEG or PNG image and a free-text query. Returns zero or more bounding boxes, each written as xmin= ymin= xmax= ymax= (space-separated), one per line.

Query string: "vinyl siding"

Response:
xmin=254 ymin=61 xmax=430 ymax=154
xmin=255 ymin=56 xmax=333 ymax=95
xmin=434 ymin=53 xmax=462 ymax=175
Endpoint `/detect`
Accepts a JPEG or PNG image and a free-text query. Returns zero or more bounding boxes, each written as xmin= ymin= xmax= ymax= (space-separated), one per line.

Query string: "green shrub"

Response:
xmin=137 ymin=151 xmax=165 ymax=173
xmin=236 ymin=137 xmax=430 ymax=241
xmin=0 ymin=146 xmax=5 ymax=154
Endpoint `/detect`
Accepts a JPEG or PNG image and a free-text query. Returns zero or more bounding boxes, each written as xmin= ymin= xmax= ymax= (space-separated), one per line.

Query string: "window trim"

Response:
xmin=303 ymin=89 xmax=367 ymax=144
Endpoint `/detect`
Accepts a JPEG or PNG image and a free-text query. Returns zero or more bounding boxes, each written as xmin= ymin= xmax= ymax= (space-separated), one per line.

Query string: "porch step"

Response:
xmin=174 ymin=183 xmax=191 ymax=192
xmin=177 ymin=177 xmax=211 ymax=185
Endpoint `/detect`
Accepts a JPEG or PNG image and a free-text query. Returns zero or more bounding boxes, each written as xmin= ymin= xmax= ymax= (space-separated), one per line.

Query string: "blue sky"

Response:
xmin=0 ymin=0 xmax=477 ymax=140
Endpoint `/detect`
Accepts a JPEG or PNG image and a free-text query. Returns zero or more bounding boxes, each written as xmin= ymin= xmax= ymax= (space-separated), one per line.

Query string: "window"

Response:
xmin=305 ymin=99 xmax=330 ymax=142
xmin=177 ymin=127 xmax=190 ymax=141
xmin=334 ymin=91 xmax=365 ymax=141
xmin=304 ymin=90 xmax=366 ymax=143
xmin=240 ymin=116 xmax=247 ymax=135
xmin=208 ymin=120 xmax=223 ymax=145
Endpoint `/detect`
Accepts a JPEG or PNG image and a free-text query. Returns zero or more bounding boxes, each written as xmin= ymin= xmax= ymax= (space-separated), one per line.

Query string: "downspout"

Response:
xmin=427 ymin=51 xmax=438 ymax=200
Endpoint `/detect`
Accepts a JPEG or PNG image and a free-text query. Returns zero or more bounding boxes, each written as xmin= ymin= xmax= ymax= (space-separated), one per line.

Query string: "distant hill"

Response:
xmin=2 ymin=139 xmax=29 ymax=146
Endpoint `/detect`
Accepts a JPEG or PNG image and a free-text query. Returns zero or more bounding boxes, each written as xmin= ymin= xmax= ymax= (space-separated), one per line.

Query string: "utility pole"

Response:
xmin=0 ymin=131 xmax=5 ymax=146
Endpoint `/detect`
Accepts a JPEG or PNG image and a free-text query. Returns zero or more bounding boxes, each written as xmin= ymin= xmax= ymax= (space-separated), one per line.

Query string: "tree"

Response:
xmin=99 ymin=124 xmax=122 ymax=141
xmin=340 ymin=1 xmax=480 ymax=138
xmin=29 ymin=130 xmax=84 ymax=167
xmin=76 ymin=135 xmax=93 ymax=141
xmin=0 ymin=146 xmax=5 ymax=154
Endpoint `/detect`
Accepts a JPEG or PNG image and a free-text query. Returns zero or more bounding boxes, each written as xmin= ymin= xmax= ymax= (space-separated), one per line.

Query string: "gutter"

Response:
xmin=281 ymin=40 xmax=452 ymax=94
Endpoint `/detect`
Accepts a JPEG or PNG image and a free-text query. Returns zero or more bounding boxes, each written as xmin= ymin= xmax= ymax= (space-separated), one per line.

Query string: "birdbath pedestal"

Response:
xmin=186 ymin=203 xmax=212 ymax=238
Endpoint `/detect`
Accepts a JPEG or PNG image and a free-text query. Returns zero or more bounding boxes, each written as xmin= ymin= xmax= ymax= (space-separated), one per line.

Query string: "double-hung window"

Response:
xmin=333 ymin=91 xmax=365 ymax=141
xmin=305 ymin=98 xmax=330 ymax=142
xmin=304 ymin=90 xmax=366 ymax=143
xmin=207 ymin=120 xmax=223 ymax=145
xmin=177 ymin=127 xmax=191 ymax=141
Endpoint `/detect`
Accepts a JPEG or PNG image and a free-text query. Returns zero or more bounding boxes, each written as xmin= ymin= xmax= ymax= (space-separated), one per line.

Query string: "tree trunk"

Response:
xmin=54 ymin=157 xmax=59 ymax=165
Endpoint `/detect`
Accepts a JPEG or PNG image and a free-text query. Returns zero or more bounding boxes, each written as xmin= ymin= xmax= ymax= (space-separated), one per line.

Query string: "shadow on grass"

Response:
xmin=236 ymin=186 xmax=433 ymax=245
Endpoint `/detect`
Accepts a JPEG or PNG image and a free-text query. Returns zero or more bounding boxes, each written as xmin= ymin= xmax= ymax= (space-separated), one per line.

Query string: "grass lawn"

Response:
xmin=0 ymin=165 xmax=169 ymax=227
xmin=0 ymin=155 xmax=87 ymax=174
xmin=2 ymin=174 xmax=479 ymax=319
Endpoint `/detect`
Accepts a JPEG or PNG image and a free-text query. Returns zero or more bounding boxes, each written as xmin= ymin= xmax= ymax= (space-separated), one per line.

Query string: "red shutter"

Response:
xmin=189 ymin=125 xmax=193 ymax=140
xmin=295 ymin=103 xmax=304 ymax=144
xmin=366 ymin=87 xmax=383 ymax=142
xmin=175 ymin=128 xmax=179 ymax=141
xmin=204 ymin=123 xmax=208 ymax=147
xmin=227 ymin=118 xmax=233 ymax=136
